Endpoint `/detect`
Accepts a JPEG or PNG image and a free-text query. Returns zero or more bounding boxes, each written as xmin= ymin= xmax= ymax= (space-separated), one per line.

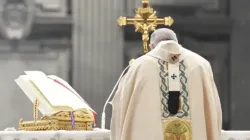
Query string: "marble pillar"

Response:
xmin=230 ymin=0 xmax=250 ymax=130
xmin=72 ymin=0 xmax=124 ymax=127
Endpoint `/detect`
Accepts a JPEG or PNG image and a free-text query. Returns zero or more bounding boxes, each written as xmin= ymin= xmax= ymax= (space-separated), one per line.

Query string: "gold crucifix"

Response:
xmin=117 ymin=0 xmax=174 ymax=54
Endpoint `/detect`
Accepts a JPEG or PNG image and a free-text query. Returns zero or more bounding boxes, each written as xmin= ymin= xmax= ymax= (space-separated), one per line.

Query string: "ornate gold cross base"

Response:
xmin=117 ymin=0 xmax=174 ymax=54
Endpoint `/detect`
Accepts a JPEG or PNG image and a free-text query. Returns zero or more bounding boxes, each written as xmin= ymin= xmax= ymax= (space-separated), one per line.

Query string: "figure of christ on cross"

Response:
xmin=117 ymin=0 xmax=174 ymax=54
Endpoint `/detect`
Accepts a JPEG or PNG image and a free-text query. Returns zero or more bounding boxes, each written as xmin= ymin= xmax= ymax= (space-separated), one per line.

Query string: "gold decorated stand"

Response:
xmin=19 ymin=99 xmax=94 ymax=131
xmin=117 ymin=0 xmax=174 ymax=54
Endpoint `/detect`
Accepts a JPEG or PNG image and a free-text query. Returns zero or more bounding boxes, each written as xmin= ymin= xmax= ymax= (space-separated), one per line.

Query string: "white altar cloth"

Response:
xmin=0 ymin=129 xmax=110 ymax=140
xmin=221 ymin=131 xmax=250 ymax=140
xmin=0 ymin=130 xmax=249 ymax=140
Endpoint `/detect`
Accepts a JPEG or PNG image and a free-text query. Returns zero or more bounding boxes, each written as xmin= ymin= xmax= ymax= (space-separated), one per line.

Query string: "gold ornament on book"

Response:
xmin=117 ymin=0 xmax=174 ymax=54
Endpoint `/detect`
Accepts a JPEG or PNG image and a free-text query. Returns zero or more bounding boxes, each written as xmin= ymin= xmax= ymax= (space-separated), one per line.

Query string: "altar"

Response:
xmin=0 ymin=129 xmax=110 ymax=140
xmin=221 ymin=131 xmax=250 ymax=140
xmin=0 ymin=130 xmax=250 ymax=140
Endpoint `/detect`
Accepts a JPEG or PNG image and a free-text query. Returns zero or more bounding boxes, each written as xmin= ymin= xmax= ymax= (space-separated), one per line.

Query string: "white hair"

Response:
xmin=149 ymin=28 xmax=178 ymax=47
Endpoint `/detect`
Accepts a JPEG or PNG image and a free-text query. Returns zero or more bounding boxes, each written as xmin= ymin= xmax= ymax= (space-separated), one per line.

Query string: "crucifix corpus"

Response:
xmin=117 ymin=0 xmax=174 ymax=54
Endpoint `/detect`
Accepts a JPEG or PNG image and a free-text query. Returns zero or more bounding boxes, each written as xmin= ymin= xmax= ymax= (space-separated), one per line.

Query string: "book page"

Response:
xmin=15 ymin=75 xmax=55 ymax=115
xmin=48 ymin=80 xmax=89 ymax=110
xmin=47 ymin=75 xmax=96 ymax=113
xmin=24 ymin=71 xmax=91 ymax=111
xmin=24 ymin=71 xmax=71 ymax=108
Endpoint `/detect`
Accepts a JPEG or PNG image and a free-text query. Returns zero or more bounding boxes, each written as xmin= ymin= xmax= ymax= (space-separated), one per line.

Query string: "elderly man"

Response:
xmin=110 ymin=28 xmax=222 ymax=140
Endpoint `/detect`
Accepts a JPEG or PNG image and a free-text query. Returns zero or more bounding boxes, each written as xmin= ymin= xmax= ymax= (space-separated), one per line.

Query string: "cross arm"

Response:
xmin=117 ymin=17 xmax=144 ymax=26
xmin=117 ymin=16 xmax=174 ymax=27
xmin=154 ymin=16 xmax=174 ymax=26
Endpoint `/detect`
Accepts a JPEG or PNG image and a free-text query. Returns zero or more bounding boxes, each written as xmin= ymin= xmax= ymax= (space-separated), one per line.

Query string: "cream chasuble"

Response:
xmin=110 ymin=41 xmax=222 ymax=140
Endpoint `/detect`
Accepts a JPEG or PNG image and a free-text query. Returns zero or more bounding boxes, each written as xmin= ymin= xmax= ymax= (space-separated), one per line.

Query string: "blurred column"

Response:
xmin=230 ymin=0 xmax=250 ymax=130
xmin=72 ymin=0 xmax=124 ymax=127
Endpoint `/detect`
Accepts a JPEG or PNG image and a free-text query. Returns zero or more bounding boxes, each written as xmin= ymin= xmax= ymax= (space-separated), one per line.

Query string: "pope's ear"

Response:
xmin=129 ymin=59 xmax=135 ymax=65
xmin=149 ymin=44 xmax=153 ymax=49
xmin=149 ymin=44 xmax=155 ymax=49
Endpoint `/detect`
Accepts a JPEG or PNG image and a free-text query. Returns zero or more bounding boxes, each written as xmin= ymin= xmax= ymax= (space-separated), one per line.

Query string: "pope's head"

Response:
xmin=149 ymin=28 xmax=178 ymax=50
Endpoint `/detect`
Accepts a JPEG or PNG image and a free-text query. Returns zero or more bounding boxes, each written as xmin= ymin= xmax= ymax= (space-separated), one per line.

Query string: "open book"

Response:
xmin=15 ymin=71 xmax=96 ymax=119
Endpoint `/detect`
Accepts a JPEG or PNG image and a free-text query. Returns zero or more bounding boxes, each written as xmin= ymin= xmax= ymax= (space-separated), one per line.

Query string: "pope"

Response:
xmin=110 ymin=28 xmax=222 ymax=140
